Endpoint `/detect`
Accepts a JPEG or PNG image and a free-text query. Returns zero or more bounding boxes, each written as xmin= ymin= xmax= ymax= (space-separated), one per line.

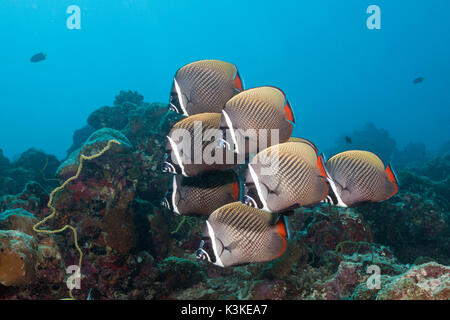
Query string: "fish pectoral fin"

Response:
xmin=223 ymin=240 xmax=240 ymax=253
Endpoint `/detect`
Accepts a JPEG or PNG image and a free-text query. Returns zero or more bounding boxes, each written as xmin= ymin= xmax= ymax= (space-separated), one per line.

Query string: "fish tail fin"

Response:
xmin=229 ymin=166 xmax=247 ymax=201
xmin=276 ymin=215 xmax=290 ymax=240
xmin=233 ymin=70 xmax=244 ymax=92
xmin=317 ymin=153 xmax=328 ymax=178
xmin=232 ymin=179 xmax=241 ymax=201
xmin=385 ymin=164 xmax=400 ymax=196
xmin=270 ymin=215 xmax=290 ymax=260
xmin=283 ymin=100 xmax=295 ymax=123
xmin=385 ymin=164 xmax=399 ymax=186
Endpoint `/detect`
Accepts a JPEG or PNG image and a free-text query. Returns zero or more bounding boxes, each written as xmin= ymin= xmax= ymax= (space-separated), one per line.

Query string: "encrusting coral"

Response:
xmin=0 ymin=230 xmax=37 ymax=286
xmin=32 ymin=139 xmax=121 ymax=299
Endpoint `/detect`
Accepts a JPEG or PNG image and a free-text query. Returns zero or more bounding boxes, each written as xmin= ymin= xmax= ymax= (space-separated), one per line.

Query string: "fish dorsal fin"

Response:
xmin=172 ymin=112 xmax=221 ymax=132
xmin=179 ymin=60 xmax=240 ymax=85
xmin=288 ymin=137 xmax=318 ymax=155
xmin=260 ymin=86 xmax=294 ymax=123
xmin=279 ymin=142 xmax=317 ymax=167
xmin=244 ymin=86 xmax=286 ymax=110
xmin=331 ymin=150 xmax=385 ymax=172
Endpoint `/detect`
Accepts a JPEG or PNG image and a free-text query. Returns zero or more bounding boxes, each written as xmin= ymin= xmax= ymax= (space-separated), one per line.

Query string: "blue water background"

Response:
xmin=1 ymin=0 xmax=449 ymax=160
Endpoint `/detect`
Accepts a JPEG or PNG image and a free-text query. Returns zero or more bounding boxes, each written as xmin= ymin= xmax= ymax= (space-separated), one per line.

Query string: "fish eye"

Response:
xmin=195 ymin=248 xmax=208 ymax=261
xmin=196 ymin=239 xmax=215 ymax=263
xmin=245 ymin=186 xmax=264 ymax=209
xmin=243 ymin=195 xmax=256 ymax=208
xmin=196 ymin=240 xmax=209 ymax=261
xmin=162 ymin=161 xmax=176 ymax=173
xmin=169 ymin=92 xmax=181 ymax=113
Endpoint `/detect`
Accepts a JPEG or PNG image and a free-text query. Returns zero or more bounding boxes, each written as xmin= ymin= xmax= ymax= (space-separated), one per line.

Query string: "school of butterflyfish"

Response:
xmin=161 ymin=60 xmax=399 ymax=268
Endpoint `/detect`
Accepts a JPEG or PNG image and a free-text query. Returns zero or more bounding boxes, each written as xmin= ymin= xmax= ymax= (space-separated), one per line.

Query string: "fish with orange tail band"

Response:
xmin=217 ymin=86 xmax=295 ymax=156
xmin=161 ymin=170 xmax=242 ymax=216
xmin=196 ymin=202 xmax=290 ymax=268
xmin=162 ymin=112 xmax=239 ymax=177
xmin=321 ymin=150 xmax=399 ymax=207
xmin=169 ymin=60 xmax=244 ymax=116
xmin=243 ymin=138 xmax=328 ymax=213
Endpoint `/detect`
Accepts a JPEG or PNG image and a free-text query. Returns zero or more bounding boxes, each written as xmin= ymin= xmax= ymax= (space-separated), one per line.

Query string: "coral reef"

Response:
xmin=0 ymin=91 xmax=448 ymax=300
xmin=0 ymin=148 xmax=60 ymax=197
xmin=113 ymin=90 xmax=144 ymax=107
xmin=376 ymin=262 xmax=450 ymax=300
xmin=0 ymin=230 xmax=37 ymax=286
xmin=358 ymin=167 xmax=450 ymax=265
xmin=66 ymin=125 xmax=96 ymax=157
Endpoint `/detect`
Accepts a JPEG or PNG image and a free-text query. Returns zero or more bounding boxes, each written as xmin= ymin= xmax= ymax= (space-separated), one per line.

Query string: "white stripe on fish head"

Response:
xmin=248 ymin=164 xmax=270 ymax=212
xmin=167 ymin=135 xmax=188 ymax=177
xmin=326 ymin=176 xmax=347 ymax=207
xmin=206 ymin=220 xmax=225 ymax=268
xmin=221 ymin=110 xmax=240 ymax=154
xmin=174 ymin=78 xmax=189 ymax=117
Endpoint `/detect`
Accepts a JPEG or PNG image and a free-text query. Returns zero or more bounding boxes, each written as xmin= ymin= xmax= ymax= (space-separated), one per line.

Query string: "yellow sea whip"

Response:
xmin=33 ymin=139 xmax=121 ymax=299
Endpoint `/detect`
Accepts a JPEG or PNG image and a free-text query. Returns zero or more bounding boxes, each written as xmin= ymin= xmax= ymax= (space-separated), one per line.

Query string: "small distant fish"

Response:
xmin=163 ymin=113 xmax=237 ymax=177
xmin=196 ymin=202 xmax=289 ymax=267
xmin=243 ymin=139 xmax=328 ymax=213
xmin=30 ymin=52 xmax=47 ymax=63
xmin=413 ymin=77 xmax=425 ymax=84
xmin=169 ymin=60 xmax=244 ymax=116
xmin=345 ymin=136 xmax=352 ymax=144
xmin=161 ymin=171 xmax=241 ymax=216
xmin=219 ymin=86 xmax=295 ymax=155
xmin=323 ymin=150 xmax=399 ymax=207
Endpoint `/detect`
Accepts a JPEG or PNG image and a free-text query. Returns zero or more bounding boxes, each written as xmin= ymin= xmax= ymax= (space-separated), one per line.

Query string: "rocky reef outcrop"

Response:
xmin=0 ymin=148 xmax=60 ymax=197
xmin=0 ymin=90 xmax=449 ymax=300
